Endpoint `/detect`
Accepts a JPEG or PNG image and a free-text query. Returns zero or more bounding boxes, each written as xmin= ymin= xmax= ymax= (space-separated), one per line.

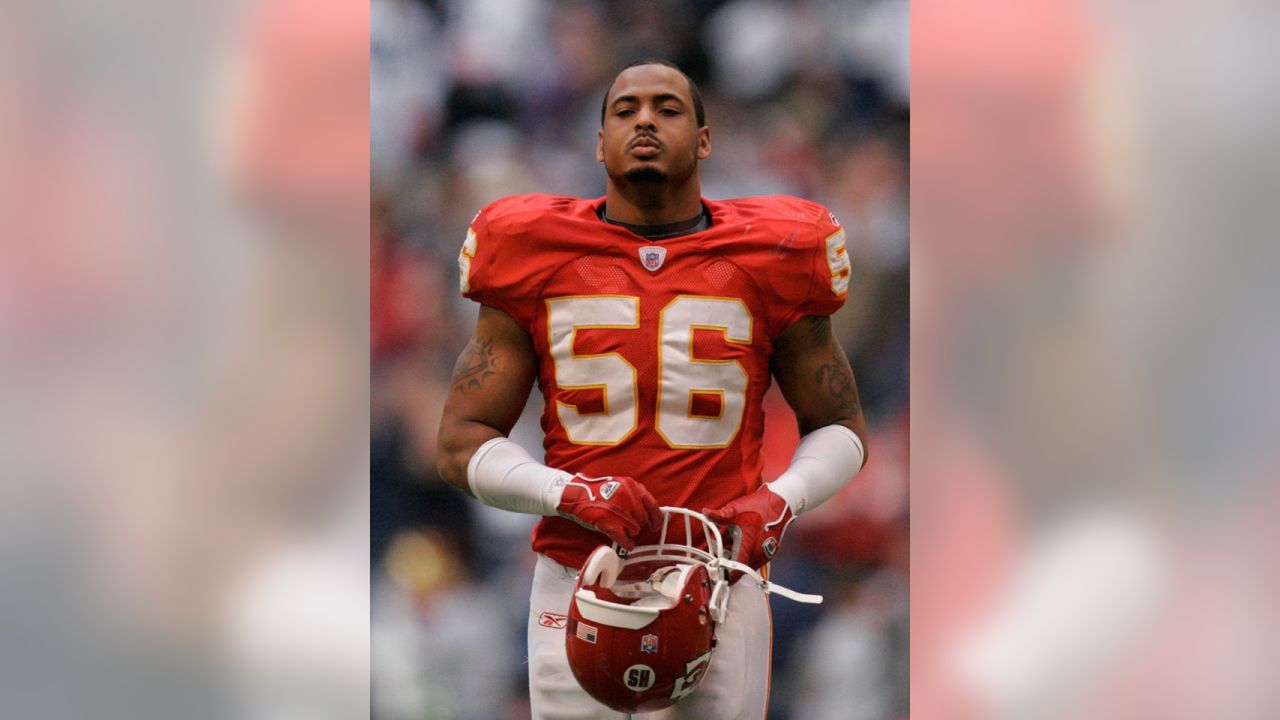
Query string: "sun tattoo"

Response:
xmin=452 ymin=336 xmax=497 ymax=392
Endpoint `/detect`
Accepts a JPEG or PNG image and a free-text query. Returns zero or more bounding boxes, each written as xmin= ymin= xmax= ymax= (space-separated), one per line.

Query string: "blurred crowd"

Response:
xmin=370 ymin=0 xmax=909 ymax=718
xmin=0 ymin=0 xmax=371 ymax=717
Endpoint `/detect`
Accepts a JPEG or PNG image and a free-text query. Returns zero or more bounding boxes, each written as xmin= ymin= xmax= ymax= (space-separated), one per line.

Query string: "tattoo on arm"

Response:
xmin=814 ymin=342 xmax=860 ymax=415
xmin=452 ymin=336 xmax=497 ymax=392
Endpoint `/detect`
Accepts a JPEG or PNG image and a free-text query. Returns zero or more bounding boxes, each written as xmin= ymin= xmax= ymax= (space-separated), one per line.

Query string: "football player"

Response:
xmin=437 ymin=60 xmax=869 ymax=719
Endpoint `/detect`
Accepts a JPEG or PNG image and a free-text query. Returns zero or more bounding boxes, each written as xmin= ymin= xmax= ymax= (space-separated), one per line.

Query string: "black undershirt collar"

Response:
xmin=599 ymin=204 xmax=711 ymax=240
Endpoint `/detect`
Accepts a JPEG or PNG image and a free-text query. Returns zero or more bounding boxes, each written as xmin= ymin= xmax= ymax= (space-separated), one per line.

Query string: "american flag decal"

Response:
xmin=576 ymin=621 xmax=598 ymax=644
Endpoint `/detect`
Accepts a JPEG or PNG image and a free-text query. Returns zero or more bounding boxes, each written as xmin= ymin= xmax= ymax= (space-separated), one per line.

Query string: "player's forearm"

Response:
xmin=437 ymin=420 xmax=576 ymax=516
xmin=768 ymin=423 xmax=866 ymax=515
xmin=799 ymin=409 xmax=866 ymax=446
xmin=828 ymin=416 xmax=868 ymax=463
xmin=436 ymin=419 xmax=507 ymax=494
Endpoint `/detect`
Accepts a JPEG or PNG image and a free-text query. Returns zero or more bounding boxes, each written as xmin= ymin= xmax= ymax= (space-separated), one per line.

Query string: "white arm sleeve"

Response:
xmin=767 ymin=424 xmax=865 ymax=515
xmin=465 ymin=437 xmax=572 ymax=516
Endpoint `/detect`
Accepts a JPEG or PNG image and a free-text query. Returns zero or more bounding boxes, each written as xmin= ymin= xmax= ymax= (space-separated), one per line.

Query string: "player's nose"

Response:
xmin=634 ymin=105 xmax=657 ymax=129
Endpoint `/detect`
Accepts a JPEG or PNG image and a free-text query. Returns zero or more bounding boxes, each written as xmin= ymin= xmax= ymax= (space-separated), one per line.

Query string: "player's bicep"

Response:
xmin=444 ymin=305 xmax=537 ymax=432
xmin=770 ymin=315 xmax=867 ymax=439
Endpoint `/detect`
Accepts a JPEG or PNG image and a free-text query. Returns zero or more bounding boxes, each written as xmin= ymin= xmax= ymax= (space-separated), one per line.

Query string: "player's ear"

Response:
xmin=596 ymin=129 xmax=605 ymax=163
xmin=696 ymin=126 xmax=711 ymax=161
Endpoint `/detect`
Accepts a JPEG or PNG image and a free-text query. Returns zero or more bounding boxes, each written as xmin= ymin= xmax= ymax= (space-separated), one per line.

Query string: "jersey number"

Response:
xmin=458 ymin=228 xmax=478 ymax=294
xmin=546 ymin=296 xmax=752 ymax=449
xmin=824 ymin=230 xmax=850 ymax=295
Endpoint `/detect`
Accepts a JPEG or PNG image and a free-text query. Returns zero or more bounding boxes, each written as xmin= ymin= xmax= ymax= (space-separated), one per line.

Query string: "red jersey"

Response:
xmin=459 ymin=194 xmax=850 ymax=568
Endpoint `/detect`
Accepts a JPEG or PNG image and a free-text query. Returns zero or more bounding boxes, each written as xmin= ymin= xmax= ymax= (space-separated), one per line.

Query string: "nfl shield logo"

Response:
xmin=638 ymin=245 xmax=667 ymax=272
xmin=641 ymin=634 xmax=659 ymax=653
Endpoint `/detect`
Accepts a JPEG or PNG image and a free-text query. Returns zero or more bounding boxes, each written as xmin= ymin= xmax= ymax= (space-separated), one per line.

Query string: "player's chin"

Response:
xmin=623 ymin=164 xmax=668 ymax=183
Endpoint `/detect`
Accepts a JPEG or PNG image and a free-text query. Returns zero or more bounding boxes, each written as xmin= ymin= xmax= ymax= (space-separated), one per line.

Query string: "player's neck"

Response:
xmin=604 ymin=180 xmax=703 ymax=226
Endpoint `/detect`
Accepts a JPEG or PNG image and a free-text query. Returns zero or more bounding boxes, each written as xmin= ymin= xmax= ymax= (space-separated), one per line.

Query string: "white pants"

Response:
xmin=527 ymin=554 xmax=772 ymax=720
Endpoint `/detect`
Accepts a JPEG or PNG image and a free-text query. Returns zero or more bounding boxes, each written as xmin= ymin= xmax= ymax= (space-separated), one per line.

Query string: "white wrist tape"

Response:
xmin=465 ymin=437 xmax=572 ymax=516
xmin=768 ymin=424 xmax=865 ymax=515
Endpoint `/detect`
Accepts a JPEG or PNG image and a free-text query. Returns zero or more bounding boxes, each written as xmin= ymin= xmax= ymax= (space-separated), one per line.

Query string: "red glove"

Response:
xmin=704 ymin=486 xmax=795 ymax=570
xmin=557 ymin=474 xmax=662 ymax=550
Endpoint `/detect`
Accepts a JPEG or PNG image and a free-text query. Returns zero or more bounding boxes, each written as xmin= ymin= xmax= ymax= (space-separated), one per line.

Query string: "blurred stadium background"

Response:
xmin=369 ymin=1 xmax=910 ymax=718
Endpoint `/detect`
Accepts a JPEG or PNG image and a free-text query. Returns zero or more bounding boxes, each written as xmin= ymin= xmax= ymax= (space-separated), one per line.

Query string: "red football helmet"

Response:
xmin=565 ymin=507 xmax=822 ymax=713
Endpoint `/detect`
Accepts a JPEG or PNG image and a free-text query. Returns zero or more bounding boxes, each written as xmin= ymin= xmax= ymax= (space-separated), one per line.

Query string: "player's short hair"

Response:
xmin=601 ymin=59 xmax=706 ymax=129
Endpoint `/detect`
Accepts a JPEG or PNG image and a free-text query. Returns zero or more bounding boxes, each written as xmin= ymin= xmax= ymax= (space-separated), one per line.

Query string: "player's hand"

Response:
xmin=556 ymin=474 xmax=662 ymax=551
xmin=704 ymin=486 xmax=795 ymax=571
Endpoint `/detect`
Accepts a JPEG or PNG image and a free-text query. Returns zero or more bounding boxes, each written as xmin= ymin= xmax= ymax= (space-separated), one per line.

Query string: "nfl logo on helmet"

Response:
xmin=638 ymin=246 xmax=667 ymax=272
xmin=641 ymin=634 xmax=658 ymax=654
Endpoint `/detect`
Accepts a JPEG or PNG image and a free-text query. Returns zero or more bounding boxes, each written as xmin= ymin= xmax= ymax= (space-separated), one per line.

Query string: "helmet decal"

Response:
xmin=574 ymin=620 xmax=598 ymax=644
xmin=669 ymin=650 xmax=714 ymax=701
xmin=623 ymin=664 xmax=656 ymax=691
xmin=641 ymin=633 xmax=659 ymax=653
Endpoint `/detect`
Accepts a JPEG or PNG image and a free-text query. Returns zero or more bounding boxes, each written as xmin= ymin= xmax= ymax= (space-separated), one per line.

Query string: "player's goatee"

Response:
xmin=624 ymin=166 xmax=668 ymax=183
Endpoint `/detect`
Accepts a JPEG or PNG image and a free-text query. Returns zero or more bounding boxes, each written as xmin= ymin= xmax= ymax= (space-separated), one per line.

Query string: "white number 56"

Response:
xmin=546 ymin=295 xmax=752 ymax=449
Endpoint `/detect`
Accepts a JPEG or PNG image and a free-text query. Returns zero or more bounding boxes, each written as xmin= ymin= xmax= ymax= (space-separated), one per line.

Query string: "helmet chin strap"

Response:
xmin=715 ymin=558 xmax=825 ymax=605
